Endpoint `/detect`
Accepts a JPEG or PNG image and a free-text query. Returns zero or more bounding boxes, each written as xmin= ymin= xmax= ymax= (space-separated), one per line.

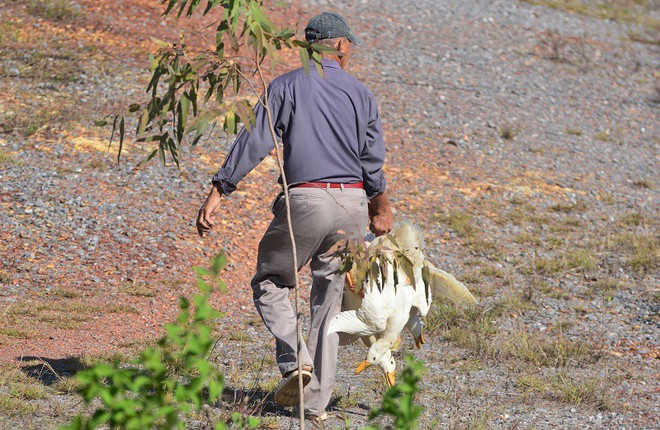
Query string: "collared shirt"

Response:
xmin=212 ymin=58 xmax=387 ymax=198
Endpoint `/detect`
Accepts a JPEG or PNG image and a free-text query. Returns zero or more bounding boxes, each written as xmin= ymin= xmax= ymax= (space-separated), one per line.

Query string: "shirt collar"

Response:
xmin=321 ymin=58 xmax=341 ymax=69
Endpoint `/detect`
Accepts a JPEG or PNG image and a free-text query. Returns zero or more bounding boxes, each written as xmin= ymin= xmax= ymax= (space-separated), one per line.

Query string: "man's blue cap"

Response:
xmin=305 ymin=12 xmax=363 ymax=46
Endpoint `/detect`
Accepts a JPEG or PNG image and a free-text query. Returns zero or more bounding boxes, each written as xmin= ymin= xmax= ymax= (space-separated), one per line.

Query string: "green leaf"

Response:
xmin=93 ymin=119 xmax=108 ymax=127
xmin=299 ymin=47 xmax=310 ymax=75
xmin=233 ymin=99 xmax=254 ymax=131
xmin=118 ymin=116 xmax=125 ymax=164
xmin=311 ymin=43 xmax=340 ymax=53
xmin=180 ymin=93 xmax=191 ymax=125
xmin=149 ymin=36 xmax=169 ymax=48
xmin=311 ymin=51 xmax=324 ymax=77
xmin=398 ymin=253 xmax=416 ymax=287
xmin=137 ymin=109 xmax=149 ymax=136
xmin=109 ymin=115 xmax=119 ymax=149
xmin=224 ymin=110 xmax=236 ymax=134
xmin=210 ymin=251 xmax=227 ymax=276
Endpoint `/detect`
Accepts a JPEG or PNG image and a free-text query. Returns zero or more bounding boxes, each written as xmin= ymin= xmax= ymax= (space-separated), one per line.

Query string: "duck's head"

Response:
xmin=355 ymin=344 xmax=397 ymax=387
xmin=355 ymin=341 xmax=391 ymax=373
xmin=380 ymin=353 xmax=396 ymax=387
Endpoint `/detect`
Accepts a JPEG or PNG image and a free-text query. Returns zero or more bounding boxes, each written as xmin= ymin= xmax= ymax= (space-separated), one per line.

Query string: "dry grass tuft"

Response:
xmin=549 ymin=200 xmax=587 ymax=213
xmin=25 ymin=0 xmax=82 ymax=22
xmin=499 ymin=124 xmax=520 ymax=140
xmin=120 ymin=281 xmax=158 ymax=298
xmin=518 ymin=372 xmax=613 ymax=410
xmin=523 ymin=0 xmax=660 ymax=29
xmin=615 ymin=233 xmax=659 ymax=271
xmin=0 ymin=395 xmax=38 ymax=416
xmin=526 ymin=249 xmax=597 ymax=275
xmin=426 ymin=298 xmax=600 ymax=369
xmin=0 ymin=150 xmax=17 ymax=165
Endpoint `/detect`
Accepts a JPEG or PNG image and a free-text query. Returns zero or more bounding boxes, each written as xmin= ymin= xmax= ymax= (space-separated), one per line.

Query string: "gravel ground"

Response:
xmin=0 ymin=0 xmax=658 ymax=428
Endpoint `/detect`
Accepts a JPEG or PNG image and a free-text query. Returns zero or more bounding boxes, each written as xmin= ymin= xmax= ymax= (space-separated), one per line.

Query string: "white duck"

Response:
xmin=329 ymin=223 xmax=477 ymax=386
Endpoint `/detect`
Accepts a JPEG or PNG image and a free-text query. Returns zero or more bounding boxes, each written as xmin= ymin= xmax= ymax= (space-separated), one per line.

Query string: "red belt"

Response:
xmin=292 ymin=182 xmax=363 ymax=189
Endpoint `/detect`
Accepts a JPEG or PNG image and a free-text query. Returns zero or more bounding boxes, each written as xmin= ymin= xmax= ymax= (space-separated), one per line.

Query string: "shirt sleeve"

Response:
xmin=212 ymin=83 xmax=288 ymax=195
xmin=361 ymin=94 xmax=387 ymax=198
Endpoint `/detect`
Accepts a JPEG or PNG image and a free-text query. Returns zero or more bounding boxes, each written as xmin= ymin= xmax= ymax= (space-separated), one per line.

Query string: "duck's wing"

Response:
xmin=338 ymin=332 xmax=362 ymax=346
xmin=426 ymin=262 xmax=478 ymax=306
xmin=328 ymin=310 xmax=377 ymax=336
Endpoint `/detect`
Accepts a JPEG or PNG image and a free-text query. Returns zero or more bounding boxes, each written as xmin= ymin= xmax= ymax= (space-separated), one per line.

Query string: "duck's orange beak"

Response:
xmin=355 ymin=360 xmax=371 ymax=375
xmin=385 ymin=371 xmax=396 ymax=387
xmin=414 ymin=332 xmax=425 ymax=349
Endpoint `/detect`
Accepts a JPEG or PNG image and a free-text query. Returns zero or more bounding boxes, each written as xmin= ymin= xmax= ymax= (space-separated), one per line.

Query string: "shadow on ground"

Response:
xmin=18 ymin=356 xmax=89 ymax=386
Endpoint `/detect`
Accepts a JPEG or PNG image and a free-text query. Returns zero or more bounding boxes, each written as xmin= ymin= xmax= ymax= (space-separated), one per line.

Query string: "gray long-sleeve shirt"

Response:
xmin=212 ymin=58 xmax=387 ymax=198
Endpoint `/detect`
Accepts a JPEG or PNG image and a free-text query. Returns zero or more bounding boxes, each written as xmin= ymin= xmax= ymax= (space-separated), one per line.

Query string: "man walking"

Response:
xmin=196 ymin=12 xmax=393 ymax=421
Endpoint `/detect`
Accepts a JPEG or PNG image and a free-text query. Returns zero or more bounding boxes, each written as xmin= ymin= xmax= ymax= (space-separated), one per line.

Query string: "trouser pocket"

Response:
xmin=270 ymin=192 xmax=285 ymax=216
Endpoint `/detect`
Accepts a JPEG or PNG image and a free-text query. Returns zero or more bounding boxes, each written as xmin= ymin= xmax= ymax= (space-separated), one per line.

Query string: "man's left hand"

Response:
xmin=368 ymin=191 xmax=394 ymax=236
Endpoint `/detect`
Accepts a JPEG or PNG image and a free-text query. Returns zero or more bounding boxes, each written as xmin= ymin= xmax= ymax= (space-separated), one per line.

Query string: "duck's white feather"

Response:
xmin=427 ymin=263 xmax=477 ymax=306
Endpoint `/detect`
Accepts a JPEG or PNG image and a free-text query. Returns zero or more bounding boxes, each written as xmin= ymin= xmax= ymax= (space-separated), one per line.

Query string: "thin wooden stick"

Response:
xmin=256 ymin=61 xmax=305 ymax=430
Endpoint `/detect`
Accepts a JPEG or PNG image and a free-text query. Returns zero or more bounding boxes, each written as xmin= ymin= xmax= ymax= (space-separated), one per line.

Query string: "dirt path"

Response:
xmin=1 ymin=0 xmax=658 ymax=428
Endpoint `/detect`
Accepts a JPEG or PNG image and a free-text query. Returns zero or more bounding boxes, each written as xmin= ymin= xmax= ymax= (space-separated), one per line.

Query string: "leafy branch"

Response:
xmin=64 ymin=253 xmax=235 ymax=430
xmin=94 ymin=1 xmax=338 ymax=428
xmin=362 ymin=356 xmax=425 ymax=430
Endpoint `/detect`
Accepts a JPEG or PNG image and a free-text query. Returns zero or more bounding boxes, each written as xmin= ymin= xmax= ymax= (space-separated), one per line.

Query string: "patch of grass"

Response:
xmin=10 ymin=383 xmax=47 ymax=400
xmin=444 ymin=211 xmax=478 ymax=239
xmin=616 ymin=233 xmax=659 ymax=271
xmin=466 ymin=237 xmax=499 ymax=255
xmin=120 ymin=282 xmax=157 ymax=298
xmin=52 ymin=376 xmax=83 ymax=395
xmin=51 ymin=287 xmax=82 ymax=298
xmin=25 ymin=0 xmax=81 ymax=22
xmin=594 ymin=131 xmax=610 ymax=141
xmin=478 ymin=265 xmax=506 ymax=278
xmin=590 ymin=278 xmax=622 ymax=292
xmin=627 ymin=29 xmax=660 ymax=45
xmin=555 ymin=319 xmax=576 ymax=331
xmin=549 ymin=372 xmax=613 ymax=410
xmin=494 ymin=294 xmax=537 ymax=316
xmin=526 ymin=249 xmax=596 ymax=275
xmin=36 ymin=311 xmax=88 ymax=329
xmin=618 ymin=212 xmax=644 ymax=226
xmin=228 ymin=332 xmax=251 ymax=343
xmin=0 ymin=150 xmax=17 ymax=165
xmin=497 ymin=205 xmax=547 ymax=227
xmin=499 ymin=124 xmax=520 ymax=140
xmin=431 ymin=299 xmax=599 ymax=368
xmin=0 ymin=363 xmax=33 ymax=386
xmin=523 ymin=0 xmax=659 ymax=29
xmin=518 ymin=371 xmax=612 ymax=410
xmin=549 ymin=200 xmax=587 ymax=213
xmin=0 ymin=327 xmax=35 ymax=339
xmin=87 ymin=158 xmax=107 ymax=171
xmin=456 ymin=359 xmax=484 ymax=374
xmin=517 ymin=374 xmax=549 ymax=393
xmin=632 ymin=179 xmax=653 ymax=189
xmin=459 ymin=272 xmax=483 ymax=285
xmin=0 ymin=395 xmax=38 ymax=416
xmin=101 ymin=303 xmax=138 ymax=313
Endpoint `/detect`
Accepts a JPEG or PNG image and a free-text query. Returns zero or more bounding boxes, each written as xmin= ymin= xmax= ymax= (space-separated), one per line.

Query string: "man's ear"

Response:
xmin=337 ymin=37 xmax=350 ymax=56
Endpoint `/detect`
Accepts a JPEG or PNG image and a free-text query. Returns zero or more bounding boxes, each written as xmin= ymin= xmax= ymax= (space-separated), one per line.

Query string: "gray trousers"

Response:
xmin=251 ymin=186 xmax=369 ymax=414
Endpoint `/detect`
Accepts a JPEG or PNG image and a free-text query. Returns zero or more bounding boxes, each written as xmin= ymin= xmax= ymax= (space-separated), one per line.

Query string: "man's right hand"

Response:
xmin=196 ymin=185 xmax=223 ymax=237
